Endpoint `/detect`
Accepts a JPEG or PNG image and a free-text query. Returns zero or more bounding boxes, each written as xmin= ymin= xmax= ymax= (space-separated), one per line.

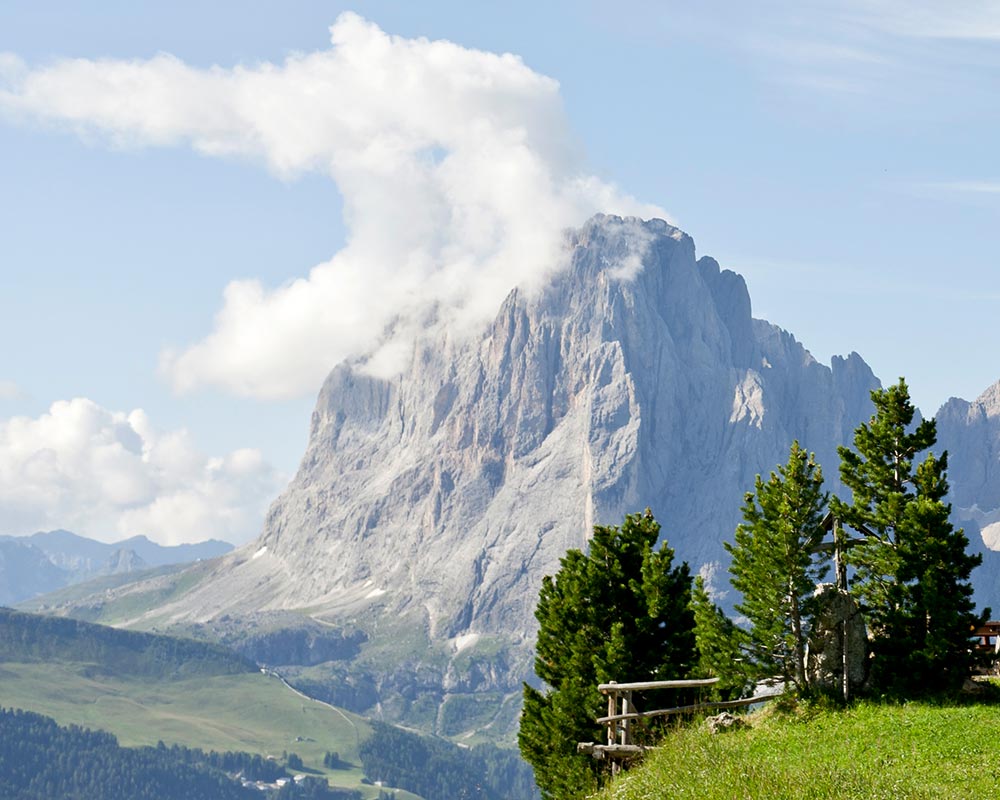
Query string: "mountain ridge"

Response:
xmin=0 ymin=529 xmax=233 ymax=606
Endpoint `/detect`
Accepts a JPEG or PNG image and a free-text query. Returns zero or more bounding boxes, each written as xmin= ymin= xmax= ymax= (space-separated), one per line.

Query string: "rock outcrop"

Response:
xmin=806 ymin=583 xmax=868 ymax=696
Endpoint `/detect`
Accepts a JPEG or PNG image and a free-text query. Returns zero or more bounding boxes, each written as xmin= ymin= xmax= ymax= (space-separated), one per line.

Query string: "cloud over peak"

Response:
xmin=1 ymin=13 xmax=662 ymax=399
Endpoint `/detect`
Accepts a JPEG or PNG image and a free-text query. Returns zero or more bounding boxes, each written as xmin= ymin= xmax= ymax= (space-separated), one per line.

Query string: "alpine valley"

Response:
xmin=22 ymin=215 xmax=1000 ymax=742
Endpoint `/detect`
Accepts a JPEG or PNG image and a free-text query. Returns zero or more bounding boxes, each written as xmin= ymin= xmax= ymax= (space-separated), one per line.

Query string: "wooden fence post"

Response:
xmin=606 ymin=682 xmax=617 ymax=747
xmin=621 ymin=691 xmax=632 ymax=746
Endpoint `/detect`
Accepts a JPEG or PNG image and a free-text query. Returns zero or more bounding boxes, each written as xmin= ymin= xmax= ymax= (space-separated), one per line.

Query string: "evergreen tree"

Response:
xmin=726 ymin=441 xmax=829 ymax=692
xmin=518 ymin=510 xmax=695 ymax=800
xmin=689 ymin=575 xmax=751 ymax=699
xmin=830 ymin=378 xmax=982 ymax=695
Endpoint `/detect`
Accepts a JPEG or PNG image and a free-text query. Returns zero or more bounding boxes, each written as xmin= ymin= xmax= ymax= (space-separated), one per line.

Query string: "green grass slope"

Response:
xmin=596 ymin=701 xmax=1000 ymax=800
xmin=0 ymin=663 xmax=368 ymax=763
xmin=17 ymin=559 xmax=216 ymax=626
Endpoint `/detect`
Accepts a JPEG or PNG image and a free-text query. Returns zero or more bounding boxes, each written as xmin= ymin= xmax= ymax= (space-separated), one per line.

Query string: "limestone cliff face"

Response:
xmin=937 ymin=382 xmax=1000 ymax=610
xmin=170 ymin=216 xmax=879 ymax=645
xmin=938 ymin=382 xmax=1000 ymax=518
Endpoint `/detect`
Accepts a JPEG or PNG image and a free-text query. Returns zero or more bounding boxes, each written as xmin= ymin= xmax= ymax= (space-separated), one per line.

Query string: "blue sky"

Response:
xmin=0 ymin=1 xmax=998 ymax=544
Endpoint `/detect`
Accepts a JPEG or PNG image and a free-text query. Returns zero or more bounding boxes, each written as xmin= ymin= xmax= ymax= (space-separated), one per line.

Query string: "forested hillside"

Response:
xmin=0 ymin=607 xmax=255 ymax=678
xmin=360 ymin=722 xmax=537 ymax=800
xmin=0 ymin=707 xmax=269 ymax=800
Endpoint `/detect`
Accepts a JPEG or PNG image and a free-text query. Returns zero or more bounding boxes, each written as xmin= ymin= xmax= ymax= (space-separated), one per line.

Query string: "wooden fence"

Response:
xmin=577 ymin=677 xmax=782 ymax=774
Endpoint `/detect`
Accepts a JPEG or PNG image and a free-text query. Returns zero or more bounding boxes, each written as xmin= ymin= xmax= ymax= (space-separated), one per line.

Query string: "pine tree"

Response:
xmin=830 ymin=378 xmax=982 ymax=695
xmin=518 ymin=510 xmax=695 ymax=800
xmin=689 ymin=575 xmax=751 ymax=699
xmin=726 ymin=441 xmax=829 ymax=692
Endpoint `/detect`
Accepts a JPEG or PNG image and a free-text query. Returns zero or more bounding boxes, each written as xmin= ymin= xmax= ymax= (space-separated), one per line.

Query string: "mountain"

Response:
xmin=936 ymin=381 xmax=1000 ymax=609
xmin=937 ymin=382 xmax=1000 ymax=530
xmin=241 ymin=214 xmax=879 ymax=625
xmin=0 ymin=529 xmax=233 ymax=605
xmin=0 ymin=540 xmax=67 ymax=606
xmin=35 ymin=215 xmax=908 ymax=736
xmin=28 ymin=215 xmax=1000 ymax=740
xmin=23 ymin=529 xmax=234 ymax=572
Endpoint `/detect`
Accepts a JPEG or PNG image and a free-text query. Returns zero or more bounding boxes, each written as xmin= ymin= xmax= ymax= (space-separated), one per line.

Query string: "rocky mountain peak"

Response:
xmin=973 ymin=380 xmax=1000 ymax=418
xmin=151 ymin=216 xmax=879 ymax=652
xmin=937 ymin=380 xmax=1000 ymax=539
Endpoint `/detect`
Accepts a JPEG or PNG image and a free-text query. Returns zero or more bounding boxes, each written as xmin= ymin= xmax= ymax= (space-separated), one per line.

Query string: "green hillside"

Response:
xmin=0 ymin=606 xmax=254 ymax=678
xmin=17 ymin=559 xmax=217 ymax=626
xmin=17 ymin=561 xmax=197 ymax=617
xmin=0 ymin=663 xmax=368 ymax=768
xmin=0 ymin=608 xmax=402 ymax=798
xmin=594 ymin=699 xmax=1000 ymax=800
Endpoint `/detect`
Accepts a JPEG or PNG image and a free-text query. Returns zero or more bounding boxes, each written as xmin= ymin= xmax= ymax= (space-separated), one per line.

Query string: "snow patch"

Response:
xmin=365 ymin=587 xmax=386 ymax=599
xmin=730 ymin=370 xmax=765 ymax=428
xmin=453 ymin=633 xmax=480 ymax=652
xmin=982 ymin=521 xmax=1000 ymax=551
xmin=252 ymin=546 xmax=268 ymax=560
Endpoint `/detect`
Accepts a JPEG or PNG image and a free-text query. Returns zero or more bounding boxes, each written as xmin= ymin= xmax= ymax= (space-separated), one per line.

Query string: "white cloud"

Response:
xmin=0 ymin=398 xmax=285 ymax=545
xmin=0 ymin=13 xmax=664 ymax=399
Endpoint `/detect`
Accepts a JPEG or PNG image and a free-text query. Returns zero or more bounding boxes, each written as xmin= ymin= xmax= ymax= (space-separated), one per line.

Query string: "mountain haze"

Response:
xmin=0 ymin=530 xmax=232 ymax=606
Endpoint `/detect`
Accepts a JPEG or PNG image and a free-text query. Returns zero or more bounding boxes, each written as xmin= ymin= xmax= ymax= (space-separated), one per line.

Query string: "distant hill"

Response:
xmin=0 ymin=541 xmax=66 ymax=606
xmin=24 ymin=529 xmax=234 ymax=570
xmin=0 ymin=529 xmax=232 ymax=605
xmin=0 ymin=607 xmax=254 ymax=679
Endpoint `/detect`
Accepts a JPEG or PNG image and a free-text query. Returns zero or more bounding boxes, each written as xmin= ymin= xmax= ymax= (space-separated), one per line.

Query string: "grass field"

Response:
xmin=0 ymin=660 xmax=418 ymax=799
xmin=595 ymin=700 xmax=1000 ymax=800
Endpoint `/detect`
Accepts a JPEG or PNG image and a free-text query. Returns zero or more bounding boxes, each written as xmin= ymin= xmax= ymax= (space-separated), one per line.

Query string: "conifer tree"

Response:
xmin=830 ymin=378 xmax=982 ymax=695
xmin=726 ymin=441 xmax=829 ymax=692
xmin=518 ymin=510 xmax=695 ymax=800
xmin=690 ymin=575 xmax=751 ymax=698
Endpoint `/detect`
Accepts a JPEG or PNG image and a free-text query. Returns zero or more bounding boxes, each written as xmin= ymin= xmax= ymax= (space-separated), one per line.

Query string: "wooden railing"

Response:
xmin=577 ymin=677 xmax=782 ymax=774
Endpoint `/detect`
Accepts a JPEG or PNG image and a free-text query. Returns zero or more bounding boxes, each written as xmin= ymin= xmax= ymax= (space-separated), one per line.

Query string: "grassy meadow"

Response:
xmin=0 ymin=660 xmax=424 ymax=799
xmin=595 ymin=700 xmax=1000 ymax=800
